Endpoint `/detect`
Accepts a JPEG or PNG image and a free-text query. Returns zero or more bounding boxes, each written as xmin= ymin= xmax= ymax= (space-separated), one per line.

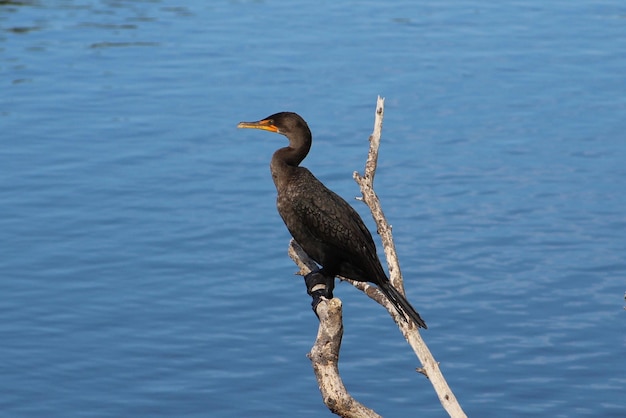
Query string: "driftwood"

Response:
xmin=288 ymin=97 xmax=467 ymax=418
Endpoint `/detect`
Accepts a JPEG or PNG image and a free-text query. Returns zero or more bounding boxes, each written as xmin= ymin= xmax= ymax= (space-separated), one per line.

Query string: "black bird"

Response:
xmin=237 ymin=112 xmax=427 ymax=329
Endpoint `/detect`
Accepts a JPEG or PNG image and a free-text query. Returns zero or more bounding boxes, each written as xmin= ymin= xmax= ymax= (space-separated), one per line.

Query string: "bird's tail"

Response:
xmin=378 ymin=280 xmax=427 ymax=329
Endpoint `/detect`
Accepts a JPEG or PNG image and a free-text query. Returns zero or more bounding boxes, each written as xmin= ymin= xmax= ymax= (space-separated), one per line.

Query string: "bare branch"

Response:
xmin=353 ymin=96 xmax=405 ymax=292
xmin=288 ymin=242 xmax=381 ymax=418
xmin=353 ymin=96 xmax=467 ymax=418
xmin=288 ymin=97 xmax=466 ymax=418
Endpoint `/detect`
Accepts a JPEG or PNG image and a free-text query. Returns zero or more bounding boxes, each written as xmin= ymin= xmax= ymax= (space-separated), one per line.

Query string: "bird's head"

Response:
xmin=237 ymin=112 xmax=310 ymax=139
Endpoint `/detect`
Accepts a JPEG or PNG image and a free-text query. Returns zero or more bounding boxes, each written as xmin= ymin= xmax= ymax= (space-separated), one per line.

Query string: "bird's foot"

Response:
xmin=304 ymin=270 xmax=334 ymax=314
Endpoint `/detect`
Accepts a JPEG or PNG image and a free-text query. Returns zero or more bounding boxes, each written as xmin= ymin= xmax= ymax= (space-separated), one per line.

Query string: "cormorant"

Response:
xmin=237 ymin=112 xmax=427 ymax=329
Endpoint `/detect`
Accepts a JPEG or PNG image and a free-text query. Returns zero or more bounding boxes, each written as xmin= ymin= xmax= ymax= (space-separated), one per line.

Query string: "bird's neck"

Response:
xmin=273 ymin=143 xmax=308 ymax=166
xmin=270 ymin=142 xmax=310 ymax=191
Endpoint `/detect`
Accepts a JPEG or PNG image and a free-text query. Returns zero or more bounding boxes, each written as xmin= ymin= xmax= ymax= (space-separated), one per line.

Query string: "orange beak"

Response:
xmin=236 ymin=119 xmax=279 ymax=133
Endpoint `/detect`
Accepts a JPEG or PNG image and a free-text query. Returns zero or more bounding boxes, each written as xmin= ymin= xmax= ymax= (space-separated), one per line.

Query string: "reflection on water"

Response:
xmin=89 ymin=41 xmax=159 ymax=48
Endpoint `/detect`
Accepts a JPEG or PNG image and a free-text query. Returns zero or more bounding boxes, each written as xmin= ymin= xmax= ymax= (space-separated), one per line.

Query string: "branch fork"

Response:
xmin=289 ymin=97 xmax=466 ymax=418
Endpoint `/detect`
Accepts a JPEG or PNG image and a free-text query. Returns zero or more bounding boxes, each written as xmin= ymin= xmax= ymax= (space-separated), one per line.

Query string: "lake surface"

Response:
xmin=1 ymin=1 xmax=625 ymax=417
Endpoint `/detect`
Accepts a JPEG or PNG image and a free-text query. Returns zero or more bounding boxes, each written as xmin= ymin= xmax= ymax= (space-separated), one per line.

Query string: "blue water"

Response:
xmin=1 ymin=1 xmax=625 ymax=417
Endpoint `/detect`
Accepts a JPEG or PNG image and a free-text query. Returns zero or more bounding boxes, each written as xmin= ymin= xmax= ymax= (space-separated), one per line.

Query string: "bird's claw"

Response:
xmin=304 ymin=270 xmax=334 ymax=317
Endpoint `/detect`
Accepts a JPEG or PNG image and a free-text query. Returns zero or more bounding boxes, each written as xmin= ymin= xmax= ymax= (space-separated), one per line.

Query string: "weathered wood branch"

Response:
xmin=353 ymin=97 xmax=404 ymax=292
xmin=289 ymin=242 xmax=381 ymax=418
xmin=289 ymin=97 xmax=466 ymax=418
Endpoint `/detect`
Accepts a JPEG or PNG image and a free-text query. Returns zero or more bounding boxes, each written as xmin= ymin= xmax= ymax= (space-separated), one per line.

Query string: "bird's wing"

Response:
xmin=288 ymin=172 xmax=379 ymax=262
